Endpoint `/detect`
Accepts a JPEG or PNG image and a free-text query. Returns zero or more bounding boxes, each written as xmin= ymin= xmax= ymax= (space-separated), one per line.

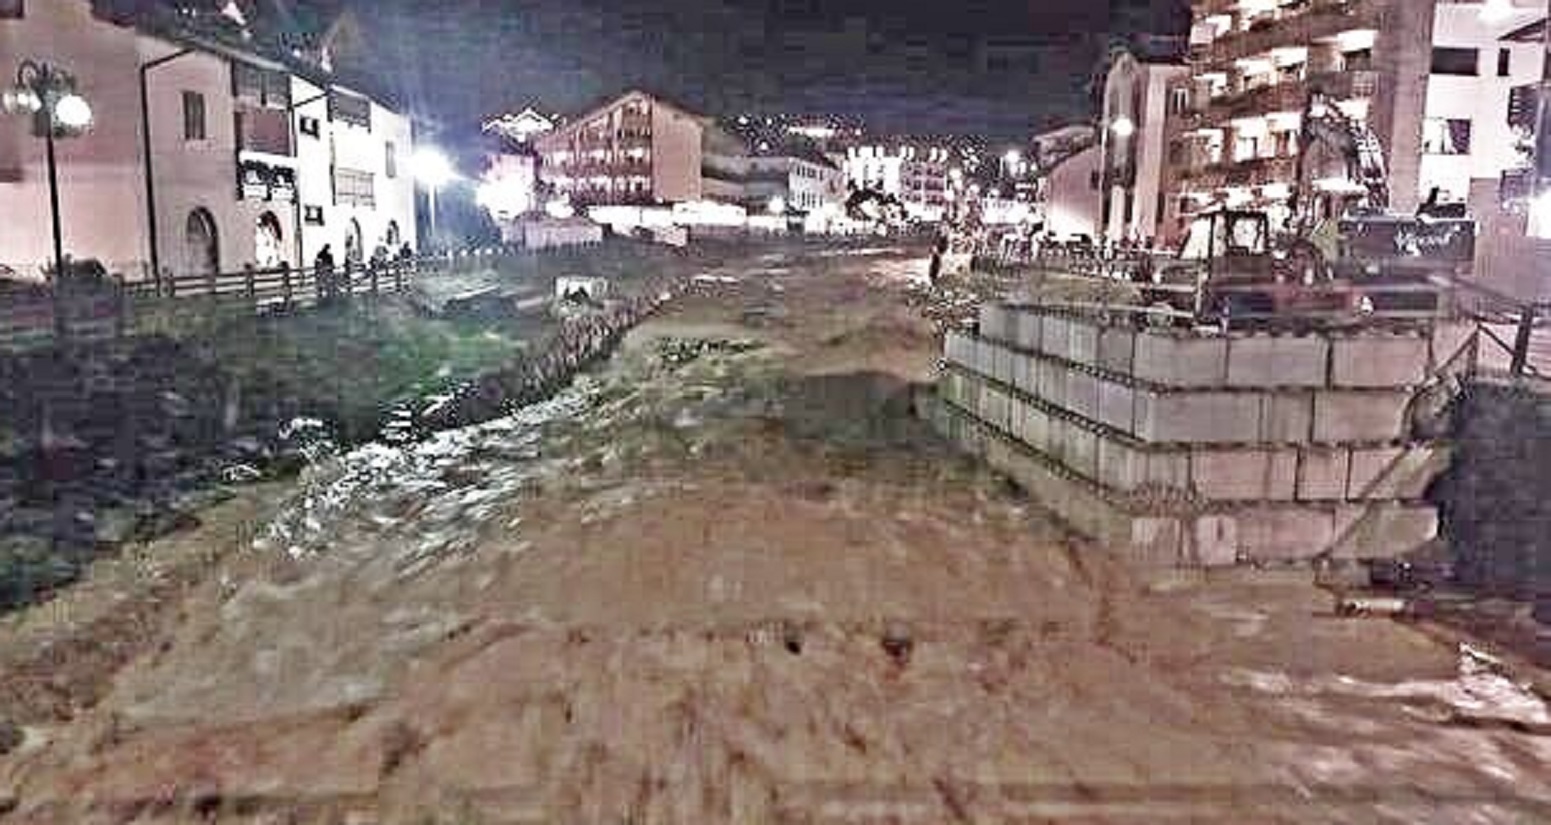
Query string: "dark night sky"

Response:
xmin=335 ymin=0 xmax=1188 ymax=141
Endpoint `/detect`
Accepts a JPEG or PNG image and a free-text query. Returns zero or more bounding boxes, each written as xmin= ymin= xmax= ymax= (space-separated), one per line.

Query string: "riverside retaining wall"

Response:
xmin=928 ymin=303 xmax=1475 ymax=567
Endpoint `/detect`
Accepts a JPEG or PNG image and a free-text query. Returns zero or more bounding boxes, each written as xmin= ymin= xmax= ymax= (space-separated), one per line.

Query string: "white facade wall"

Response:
xmin=1046 ymin=145 xmax=1102 ymax=240
xmin=1421 ymin=1 xmax=1545 ymax=207
xmin=1099 ymin=54 xmax=1187 ymax=244
xmin=292 ymin=77 xmax=415 ymax=266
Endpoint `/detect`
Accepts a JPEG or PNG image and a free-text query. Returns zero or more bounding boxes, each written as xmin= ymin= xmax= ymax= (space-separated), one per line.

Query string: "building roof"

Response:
xmin=1502 ymin=16 xmax=1546 ymax=42
xmin=542 ymin=89 xmax=707 ymax=144
xmin=94 ymin=0 xmax=404 ymax=110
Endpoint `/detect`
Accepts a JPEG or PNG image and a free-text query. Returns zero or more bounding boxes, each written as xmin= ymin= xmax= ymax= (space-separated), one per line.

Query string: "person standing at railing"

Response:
xmin=314 ymin=244 xmax=337 ymax=307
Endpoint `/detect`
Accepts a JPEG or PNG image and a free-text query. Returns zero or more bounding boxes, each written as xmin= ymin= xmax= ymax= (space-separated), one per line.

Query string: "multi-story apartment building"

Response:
xmin=713 ymin=152 xmax=845 ymax=214
xmin=1164 ymin=0 xmax=1436 ymax=243
xmin=1097 ymin=50 xmax=1190 ymax=244
xmin=535 ymin=90 xmax=746 ymax=208
xmin=843 ymin=144 xmax=953 ymax=222
xmin=0 ymin=0 xmax=414 ymax=280
xmin=1421 ymin=1 xmax=1546 ymax=218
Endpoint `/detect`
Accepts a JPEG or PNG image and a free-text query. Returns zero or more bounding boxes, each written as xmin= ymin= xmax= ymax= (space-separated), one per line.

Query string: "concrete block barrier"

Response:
xmin=1035 ymin=359 xmax=1068 ymax=410
xmin=1189 ymin=449 xmax=1296 ymax=502
xmin=1014 ymin=310 xmax=1042 ymax=351
xmin=1134 ymin=334 xmax=1228 ymax=388
xmin=1258 ymin=392 xmax=1314 ymax=444
xmin=1068 ymin=320 xmax=1100 ymax=367
xmin=1331 ymin=335 xmax=1428 ymax=388
xmin=1066 ymin=371 xmax=1100 ymax=421
xmin=1098 ymin=327 xmax=1136 ymax=374
xmin=1189 ymin=515 xmax=1240 ymax=567
xmin=1238 ymin=507 xmax=1336 ymax=562
xmin=1135 ymin=391 xmax=1263 ymax=444
xmin=1098 ymin=438 xmax=1146 ymax=491
xmin=1297 ymin=448 xmax=1350 ymax=501
xmin=1097 ymin=379 xmax=1135 ymax=432
xmin=1312 ymin=390 xmax=1411 ymax=444
xmin=1040 ymin=315 xmax=1069 ymax=359
xmin=1331 ymin=504 xmax=1439 ymax=559
xmin=1227 ymin=336 xmax=1329 ymax=388
xmin=1346 ymin=445 xmax=1451 ymax=501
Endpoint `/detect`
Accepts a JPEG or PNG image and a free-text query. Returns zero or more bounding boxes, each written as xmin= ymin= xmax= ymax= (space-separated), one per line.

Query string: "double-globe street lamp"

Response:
xmin=3 ymin=60 xmax=94 ymax=294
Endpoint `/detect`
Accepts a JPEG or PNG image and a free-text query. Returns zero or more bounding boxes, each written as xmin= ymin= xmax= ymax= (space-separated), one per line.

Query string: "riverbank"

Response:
xmin=0 ymin=240 xmax=709 ymax=612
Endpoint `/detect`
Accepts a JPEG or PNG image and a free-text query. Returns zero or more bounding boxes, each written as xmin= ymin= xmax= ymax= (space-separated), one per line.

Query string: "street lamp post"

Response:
xmin=3 ymin=60 xmax=93 ymax=339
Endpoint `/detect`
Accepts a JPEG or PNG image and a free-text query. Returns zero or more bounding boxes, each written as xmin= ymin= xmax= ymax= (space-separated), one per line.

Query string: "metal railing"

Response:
xmin=0 ymin=243 xmax=605 ymax=352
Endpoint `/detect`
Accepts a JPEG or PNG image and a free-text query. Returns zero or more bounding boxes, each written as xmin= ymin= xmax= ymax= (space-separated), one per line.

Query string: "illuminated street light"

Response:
xmin=411 ymin=147 xmax=456 ymax=244
xmin=5 ymin=60 xmax=94 ymax=338
xmin=768 ymin=195 xmax=787 ymax=215
xmin=1110 ymin=116 xmax=1136 ymax=139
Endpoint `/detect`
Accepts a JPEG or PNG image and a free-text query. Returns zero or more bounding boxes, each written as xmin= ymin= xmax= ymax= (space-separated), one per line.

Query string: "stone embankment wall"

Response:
xmin=927 ymin=304 xmax=1475 ymax=567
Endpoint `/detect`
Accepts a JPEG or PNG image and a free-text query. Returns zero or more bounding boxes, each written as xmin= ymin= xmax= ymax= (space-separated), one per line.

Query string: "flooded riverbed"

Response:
xmin=1 ymin=245 xmax=1547 ymax=823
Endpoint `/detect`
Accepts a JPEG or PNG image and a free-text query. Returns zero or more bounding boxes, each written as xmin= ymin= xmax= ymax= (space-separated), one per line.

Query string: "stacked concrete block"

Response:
xmin=1227 ymin=336 xmax=1329 ymax=388
xmin=1332 ymin=334 xmax=1429 ymax=388
xmin=932 ymin=302 xmax=1454 ymax=568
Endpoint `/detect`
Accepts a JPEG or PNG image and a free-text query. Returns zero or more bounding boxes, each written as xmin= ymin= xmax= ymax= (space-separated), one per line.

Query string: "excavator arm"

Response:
xmin=1290 ymin=92 xmax=1390 ymax=235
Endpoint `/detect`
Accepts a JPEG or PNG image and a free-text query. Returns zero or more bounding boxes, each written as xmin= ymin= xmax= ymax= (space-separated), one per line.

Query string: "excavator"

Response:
xmin=1153 ymin=91 xmax=1476 ymax=325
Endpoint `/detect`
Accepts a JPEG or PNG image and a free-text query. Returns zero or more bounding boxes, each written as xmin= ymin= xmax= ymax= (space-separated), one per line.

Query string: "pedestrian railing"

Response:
xmin=0 ymin=241 xmax=616 ymax=352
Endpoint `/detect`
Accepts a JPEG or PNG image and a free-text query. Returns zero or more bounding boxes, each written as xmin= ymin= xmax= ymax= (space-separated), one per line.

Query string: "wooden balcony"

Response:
xmin=1199 ymin=69 xmax=1378 ymax=122
xmin=236 ymin=107 xmax=293 ymax=157
xmin=1201 ymin=0 xmax=1380 ymax=68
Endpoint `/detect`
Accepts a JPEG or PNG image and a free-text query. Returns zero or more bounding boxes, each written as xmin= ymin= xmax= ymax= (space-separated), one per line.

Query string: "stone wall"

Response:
xmin=928 ymin=303 xmax=1474 ymax=567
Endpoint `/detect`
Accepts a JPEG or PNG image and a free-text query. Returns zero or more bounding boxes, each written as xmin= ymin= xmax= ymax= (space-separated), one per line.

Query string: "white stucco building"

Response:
xmin=1097 ymin=50 xmax=1189 ymax=244
xmin=1421 ymin=0 xmax=1546 ymax=216
xmin=0 ymin=0 xmax=415 ymax=281
xmin=843 ymin=144 xmax=952 ymax=222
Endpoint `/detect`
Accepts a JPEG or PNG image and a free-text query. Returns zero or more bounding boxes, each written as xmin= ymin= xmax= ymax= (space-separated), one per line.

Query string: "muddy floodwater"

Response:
xmin=1 ymin=245 xmax=1548 ymax=823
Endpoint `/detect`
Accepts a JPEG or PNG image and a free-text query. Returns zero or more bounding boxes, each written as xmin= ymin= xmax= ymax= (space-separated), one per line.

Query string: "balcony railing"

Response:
xmin=1199 ymin=69 xmax=1378 ymax=122
xmin=1201 ymin=0 xmax=1380 ymax=67
xmin=236 ymin=107 xmax=293 ymax=157
xmin=1179 ymin=155 xmax=1298 ymax=190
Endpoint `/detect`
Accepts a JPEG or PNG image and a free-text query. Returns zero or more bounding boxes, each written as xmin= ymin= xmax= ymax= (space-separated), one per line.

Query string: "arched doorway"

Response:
xmin=255 ymin=211 xmax=284 ymax=268
xmin=344 ymin=218 xmax=364 ymax=265
xmin=185 ymin=208 xmax=220 ymax=275
xmin=385 ymin=220 xmax=401 ymax=250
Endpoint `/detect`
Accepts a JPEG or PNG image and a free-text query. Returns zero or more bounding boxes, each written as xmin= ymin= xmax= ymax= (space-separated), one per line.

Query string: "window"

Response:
xmin=182 ymin=91 xmax=207 ymax=141
xmin=1497 ymin=49 xmax=1511 ymax=78
xmin=1168 ymin=87 xmax=1190 ymax=115
xmin=299 ymin=116 xmax=321 ymax=138
xmin=0 ymin=0 xmax=22 ymax=19
xmin=385 ymin=141 xmax=397 ymax=179
xmin=1431 ymin=47 xmax=1479 ymax=76
xmin=232 ymin=65 xmax=291 ymax=109
xmin=303 ymin=205 xmax=325 ymax=225
xmin=1423 ymin=118 xmax=1472 ymax=155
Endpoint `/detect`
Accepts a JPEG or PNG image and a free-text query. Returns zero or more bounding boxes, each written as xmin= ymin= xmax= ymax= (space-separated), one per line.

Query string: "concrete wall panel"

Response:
xmin=1067 ymin=371 xmax=1100 ymax=421
xmin=1238 ymin=507 xmax=1335 ymax=562
xmin=1347 ymin=446 xmax=1451 ymax=501
xmin=1097 ymin=380 xmax=1136 ymax=432
xmin=1331 ymin=336 xmax=1429 ymax=388
xmin=1297 ymin=448 xmax=1351 ymax=502
xmin=1259 ymin=392 xmax=1315 ymax=444
xmin=1134 ymin=334 xmax=1228 ymax=387
xmin=1098 ymin=327 xmax=1137 ymax=374
xmin=1014 ymin=311 xmax=1043 ymax=351
xmin=1069 ymin=320 xmax=1099 ymax=367
xmin=1040 ymin=315 xmax=1069 ymax=358
xmin=1136 ymin=392 xmax=1262 ymax=444
xmin=1313 ymin=391 xmax=1411 ymax=444
xmin=1227 ymin=336 xmax=1329 ymax=388
xmin=1332 ymin=504 xmax=1438 ymax=560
